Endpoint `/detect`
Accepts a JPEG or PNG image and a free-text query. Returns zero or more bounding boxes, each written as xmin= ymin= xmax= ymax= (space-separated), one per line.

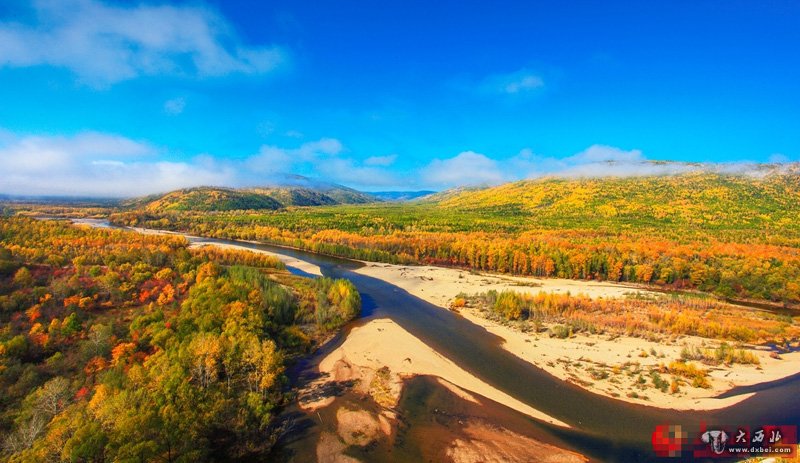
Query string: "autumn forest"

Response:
xmin=0 ymin=217 xmax=359 ymax=461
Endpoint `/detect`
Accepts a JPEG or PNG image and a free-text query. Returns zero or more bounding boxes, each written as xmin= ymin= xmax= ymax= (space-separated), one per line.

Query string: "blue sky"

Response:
xmin=0 ymin=0 xmax=798 ymax=196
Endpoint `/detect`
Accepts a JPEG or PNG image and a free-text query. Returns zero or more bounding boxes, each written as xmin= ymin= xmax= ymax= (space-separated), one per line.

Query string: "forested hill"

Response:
xmin=103 ymin=164 xmax=800 ymax=304
xmin=132 ymin=187 xmax=283 ymax=212
xmin=129 ymin=184 xmax=377 ymax=213
xmin=428 ymin=167 xmax=800 ymax=233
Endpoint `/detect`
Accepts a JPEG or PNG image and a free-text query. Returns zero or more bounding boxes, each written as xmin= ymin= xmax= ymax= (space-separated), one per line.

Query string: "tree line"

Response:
xmin=111 ymin=211 xmax=800 ymax=305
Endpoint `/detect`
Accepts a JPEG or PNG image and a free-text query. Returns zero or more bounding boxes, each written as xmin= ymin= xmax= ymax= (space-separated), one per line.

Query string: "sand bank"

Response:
xmin=354 ymin=262 xmax=800 ymax=410
xmin=302 ymin=318 xmax=569 ymax=427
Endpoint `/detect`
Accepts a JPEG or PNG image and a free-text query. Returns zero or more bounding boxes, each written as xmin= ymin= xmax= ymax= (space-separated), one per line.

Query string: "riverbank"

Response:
xmin=66 ymin=220 xmax=800 ymax=460
xmin=296 ymin=318 xmax=590 ymax=462
xmin=189 ymin=241 xmax=323 ymax=276
xmin=354 ymin=262 xmax=800 ymax=410
xmin=96 ymin=222 xmax=325 ymax=276
xmin=300 ymin=318 xmax=568 ymax=427
xmin=132 ymin=221 xmax=800 ymax=411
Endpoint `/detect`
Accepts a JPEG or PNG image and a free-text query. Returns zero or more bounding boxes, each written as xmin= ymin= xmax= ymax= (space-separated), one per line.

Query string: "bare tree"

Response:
xmin=36 ymin=377 xmax=71 ymax=417
xmin=2 ymin=414 xmax=46 ymax=454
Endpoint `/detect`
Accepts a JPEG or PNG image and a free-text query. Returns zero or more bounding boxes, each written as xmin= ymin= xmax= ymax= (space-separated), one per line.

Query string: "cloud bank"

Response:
xmin=416 ymin=145 xmax=795 ymax=189
xmin=421 ymin=151 xmax=505 ymax=188
xmin=245 ymin=139 xmax=400 ymax=188
xmin=0 ymin=0 xmax=285 ymax=85
xmin=0 ymin=131 xmax=233 ymax=197
xmin=0 ymin=131 xmax=399 ymax=196
xmin=0 ymin=129 xmax=793 ymax=197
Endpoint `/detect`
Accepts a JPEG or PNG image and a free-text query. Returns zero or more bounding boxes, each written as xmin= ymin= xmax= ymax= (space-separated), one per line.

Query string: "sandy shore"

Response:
xmin=354 ymin=262 xmax=800 ymax=410
xmin=356 ymin=263 xmax=657 ymax=306
xmin=301 ymin=318 xmax=569 ymax=427
xmin=300 ymin=319 xmax=588 ymax=462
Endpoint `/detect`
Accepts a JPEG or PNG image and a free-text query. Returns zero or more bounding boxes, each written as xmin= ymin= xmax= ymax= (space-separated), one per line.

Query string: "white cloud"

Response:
xmin=364 ymin=154 xmax=397 ymax=166
xmin=317 ymin=158 xmax=400 ymax=188
xmin=242 ymin=138 xmax=399 ymax=188
xmin=566 ymin=145 xmax=643 ymax=164
xmin=479 ymin=69 xmax=545 ymax=96
xmin=503 ymin=75 xmax=544 ymax=94
xmin=163 ymin=97 xmax=186 ymax=115
xmin=0 ymin=0 xmax=286 ymax=85
xmin=504 ymin=145 xmax=695 ymax=178
xmin=769 ymin=153 xmax=790 ymax=163
xmin=0 ymin=131 xmax=233 ymax=197
xmin=503 ymin=145 xmax=794 ymax=179
xmin=422 ymin=151 xmax=506 ymax=188
xmin=3 ymin=127 xmax=790 ymax=197
xmin=246 ymin=138 xmax=344 ymax=174
xmin=298 ymin=138 xmax=343 ymax=157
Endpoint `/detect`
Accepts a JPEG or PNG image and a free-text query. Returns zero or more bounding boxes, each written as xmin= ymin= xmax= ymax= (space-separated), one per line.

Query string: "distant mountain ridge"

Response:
xmin=128 ymin=177 xmax=378 ymax=212
xmin=370 ymin=191 xmax=436 ymax=201
xmin=87 ymin=162 xmax=800 ymax=219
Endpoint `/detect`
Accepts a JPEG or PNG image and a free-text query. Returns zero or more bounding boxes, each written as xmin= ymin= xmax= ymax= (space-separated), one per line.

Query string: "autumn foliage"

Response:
xmin=111 ymin=172 xmax=800 ymax=305
xmin=0 ymin=217 xmax=360 ymax=461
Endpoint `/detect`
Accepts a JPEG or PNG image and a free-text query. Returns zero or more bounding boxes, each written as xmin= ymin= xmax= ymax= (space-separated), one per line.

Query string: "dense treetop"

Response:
xmin=0 ymin=217 xmax=360 ymax=462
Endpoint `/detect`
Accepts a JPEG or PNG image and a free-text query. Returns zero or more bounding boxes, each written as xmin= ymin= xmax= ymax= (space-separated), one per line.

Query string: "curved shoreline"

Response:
xmin=352 ymin=262 xmax=800 ymax=411
xmin=100 ymin=219 xmax=800 ymax=413
xmin=69 ymin=219 xmax=800 ymax=462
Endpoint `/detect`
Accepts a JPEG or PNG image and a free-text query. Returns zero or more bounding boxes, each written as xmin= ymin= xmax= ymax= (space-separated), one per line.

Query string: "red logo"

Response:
xmin=652 ymin=424 xmax=687 ymax=457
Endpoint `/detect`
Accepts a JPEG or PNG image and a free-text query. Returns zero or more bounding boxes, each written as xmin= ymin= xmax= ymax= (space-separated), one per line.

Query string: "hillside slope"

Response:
xmin=111 ymin=165 xmax=800 ymax=303
xmin=262 ymin=174 xmax=377 ymax=204
xmin=137 ymin=187 xmax=283 ymax=212
xmin=429 ymin=167 xmax=800 ymax=232
xmin=131 ymin=182 xmax=378 ymax=213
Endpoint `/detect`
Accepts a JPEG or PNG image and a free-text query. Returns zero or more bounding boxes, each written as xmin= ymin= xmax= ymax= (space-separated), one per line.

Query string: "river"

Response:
xmin=73 ymin=219 xmax=800 ymax=462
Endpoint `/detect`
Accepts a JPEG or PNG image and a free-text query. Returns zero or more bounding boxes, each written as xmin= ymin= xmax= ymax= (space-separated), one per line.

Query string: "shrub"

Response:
xmin=681 ymin=343 xmax=761 ymax=366
xmin=650 ymin=371 xmax=669 ymax=392
xmin=668 ymin=360 xmax=711 ymax=388
xmin=670 ymin=378 xmax=680 ymax=394
xmin=550 ymin=325 xmax=570 ymax=339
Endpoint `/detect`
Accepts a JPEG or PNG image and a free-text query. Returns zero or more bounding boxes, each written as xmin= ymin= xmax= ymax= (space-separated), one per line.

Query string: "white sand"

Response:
xmin=355 ymin=263 xmax=655 ymax=306
xmin=354 ymin=262 xmax=800 ymax=410
xmin=311 ymin=318 xmax=570 ymax=427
